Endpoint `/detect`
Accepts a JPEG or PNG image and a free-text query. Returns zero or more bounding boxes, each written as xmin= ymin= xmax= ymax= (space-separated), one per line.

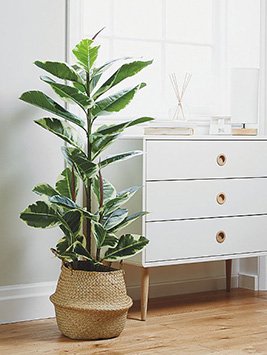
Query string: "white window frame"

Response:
xmin=66 ymin=0 xmax=267 ymax=133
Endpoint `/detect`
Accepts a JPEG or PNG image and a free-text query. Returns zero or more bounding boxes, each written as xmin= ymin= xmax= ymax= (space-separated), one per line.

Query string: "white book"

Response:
xmin=144 ymin=126 xmax=194 ymax=136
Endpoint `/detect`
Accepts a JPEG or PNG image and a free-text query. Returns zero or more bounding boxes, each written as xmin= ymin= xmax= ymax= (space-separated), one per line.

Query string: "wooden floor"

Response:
xmin=1 ymin=288 xmax=267 ymax=354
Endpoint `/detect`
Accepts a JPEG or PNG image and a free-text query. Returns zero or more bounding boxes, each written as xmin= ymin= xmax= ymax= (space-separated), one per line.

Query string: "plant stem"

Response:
xmin=96 ymin=248 xmax=101 ymax=261
xmin=86 ymin=71 xmax=92 ymax=254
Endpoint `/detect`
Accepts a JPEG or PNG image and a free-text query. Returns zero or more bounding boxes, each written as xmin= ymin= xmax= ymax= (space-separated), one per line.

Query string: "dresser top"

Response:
xmin=144 ymin=135 xmax=267 ymax=141
xmin=120 ymin=134 xmax=267 ymax=141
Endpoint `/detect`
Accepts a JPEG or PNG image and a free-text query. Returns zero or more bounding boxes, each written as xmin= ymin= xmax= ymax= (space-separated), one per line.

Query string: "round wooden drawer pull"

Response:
xmin=217 ymin=154 xmax=227 ymax=166
xmin=216 ymin=193 xmax=226 ymax=205
xmin=216 ymin=231 xmax=226 ymax=243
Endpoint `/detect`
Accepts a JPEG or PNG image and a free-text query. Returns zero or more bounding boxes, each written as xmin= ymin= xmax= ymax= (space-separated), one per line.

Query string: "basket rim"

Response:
xmin=50 ymin=294 xmax=133 ymax=311
xmin=61 ymin=264 xmax=124 ymax=275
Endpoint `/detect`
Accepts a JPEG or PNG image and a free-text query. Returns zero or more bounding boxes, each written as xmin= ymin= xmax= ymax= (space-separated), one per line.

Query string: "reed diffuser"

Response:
xmin=169 ymin=72 xmax=192 ymax=121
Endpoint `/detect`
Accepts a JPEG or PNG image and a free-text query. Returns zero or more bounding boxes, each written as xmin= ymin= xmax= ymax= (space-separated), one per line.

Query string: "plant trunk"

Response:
xmin=86 ymin=72 xmax=92 ymax=254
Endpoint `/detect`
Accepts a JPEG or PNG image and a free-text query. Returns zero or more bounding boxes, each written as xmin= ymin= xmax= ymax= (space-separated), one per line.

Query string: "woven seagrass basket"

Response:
xmin=50 ymin=264 xmax=133 ymax=340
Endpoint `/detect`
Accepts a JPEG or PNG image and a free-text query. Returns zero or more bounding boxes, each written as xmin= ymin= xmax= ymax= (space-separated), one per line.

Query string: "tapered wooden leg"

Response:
xmin=226 ymin=259 xmax=232 ymax=292
xmin=141 ymin=267 xmax=149 ymax=321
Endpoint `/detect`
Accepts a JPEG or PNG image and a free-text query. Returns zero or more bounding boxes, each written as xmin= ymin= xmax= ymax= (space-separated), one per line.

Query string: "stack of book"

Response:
xmin=144 ymin=126 xmax=194 ymax=136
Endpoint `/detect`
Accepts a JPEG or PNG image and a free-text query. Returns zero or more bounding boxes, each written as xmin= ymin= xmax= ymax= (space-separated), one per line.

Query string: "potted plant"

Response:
xmin=19 ymin=36 xmax=153 ymax=340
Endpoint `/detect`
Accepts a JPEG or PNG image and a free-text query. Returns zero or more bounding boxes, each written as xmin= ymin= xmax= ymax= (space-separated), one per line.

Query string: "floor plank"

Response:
xmin=1 ymin=289 xmax=267 ymax=354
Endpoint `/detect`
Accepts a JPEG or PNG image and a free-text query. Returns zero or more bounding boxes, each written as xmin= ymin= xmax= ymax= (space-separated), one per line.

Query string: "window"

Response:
xmin=69 ymin=0 xmax=264 ymax=126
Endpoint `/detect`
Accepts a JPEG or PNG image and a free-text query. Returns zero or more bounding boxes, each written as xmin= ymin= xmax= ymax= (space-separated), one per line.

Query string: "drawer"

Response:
xmin=146 ymin=178 xmax=267 ymax=221
xmin=145 ymin=215 xmax=267 ymax=262
xmin=146 ymin=140 xmax=267 ymax=180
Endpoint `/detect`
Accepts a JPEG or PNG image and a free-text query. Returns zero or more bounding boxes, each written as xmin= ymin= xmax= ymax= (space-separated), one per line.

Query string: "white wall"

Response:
xmin=0 ymin=0 xmax=66 ymax=288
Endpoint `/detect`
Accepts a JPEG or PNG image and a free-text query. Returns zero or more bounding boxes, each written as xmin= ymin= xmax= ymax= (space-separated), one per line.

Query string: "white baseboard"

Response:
xmin=0 ymin=275 xmax=242 ymax=324
xmin=0 ymin=281 xmax=57 ymax=324
xmin=127 ymin=275 xmax=239 ymax=300
xmin=238 ymin=273 xmax=259 ymax=291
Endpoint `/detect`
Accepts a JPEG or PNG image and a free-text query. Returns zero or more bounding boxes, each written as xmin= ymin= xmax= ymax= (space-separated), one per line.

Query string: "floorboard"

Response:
xmin=1 ymin=288 xmax=267 ymax=354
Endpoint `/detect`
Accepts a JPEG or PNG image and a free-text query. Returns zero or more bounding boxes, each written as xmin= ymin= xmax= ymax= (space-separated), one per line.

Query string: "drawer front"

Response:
xmin=146 ymin=178 xmax=267 ymax=221
xmin=146 ymin=140 xmax=267 ymax=180
xmin=145 ymin=215 xmax=267 ymax=262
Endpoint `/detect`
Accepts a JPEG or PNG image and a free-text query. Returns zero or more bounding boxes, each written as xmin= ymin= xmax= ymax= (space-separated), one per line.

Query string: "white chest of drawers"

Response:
xmin=125 ymin=136 xmax=267 ymax=319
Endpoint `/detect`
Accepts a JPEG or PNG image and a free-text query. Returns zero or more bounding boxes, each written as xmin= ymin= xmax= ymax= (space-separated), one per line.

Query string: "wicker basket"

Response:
xmin=50 ymin=264 xmax=133 ymax=340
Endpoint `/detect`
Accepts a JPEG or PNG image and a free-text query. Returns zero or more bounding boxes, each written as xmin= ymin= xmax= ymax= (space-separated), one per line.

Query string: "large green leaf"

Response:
xmin=103 ymin=234 xmax=149 ymax=261
xmin=93 ymin=177 xmax=116 ymax=204
xmin=103 ymin=208 xmax=128 ymax=231
xmin=50 ymin=195 xmax=95 ymax=220
xmin=50 ymin=195 xmax=78 ymax=209
xmin=92 ymin=83 xmax=146 ymax=117
xmin=56 ymin=167 xmax=79 ymax=201
xmin=62 ymin=210 xmax=82 ymax=237
xmin=90 ymin=117 xmax=153 ymax=158
xmin=90 ymin=57 xmax=130 ymax=92
xmin=55 ymin=235 xmax=86 ymax=257
xmin=55 ymin=236 xmax=69 ymax=254
xmin=35 ymin=117 xmax=84 ymax=149
xmin=72 ymin=39 xmax=100 ymax=72
xmin=99 ymin=150 xmax=142 ymax=169
xmin=103 ymin=186 xmax=140 ymax=215
xmin=41 ymin=76 xmax=91 ymax=109
xmin=111 ymin=211 xmax=148 ymax=233
xmin=91 ymin=133 xmax=119 ymax=158
xmin=32 ymin=183 xmax=58 ymax=198
xmin=51 ymin=248 xmax=78 ymax=262
xmin=19 ymin=91 xmax=85 ymax=128
xmin=52 ymin=240 xmax=93 ymax=263
xmin=20 ymin=201 xmax=59 ymax=228
xmin=34 ymin=60 xmax=82 ymax=82
xmin=92 ymin=222 xmax=118 ymax=248
xmin=68 ymin=241 xmax=92 ymax=261
xmin=62 ymin=146 xmax=98 ymax=182
xmin=93 ymin=60 xmax=152 ymax=99
xmin=95 ymin=117 xmax=154 ymax=136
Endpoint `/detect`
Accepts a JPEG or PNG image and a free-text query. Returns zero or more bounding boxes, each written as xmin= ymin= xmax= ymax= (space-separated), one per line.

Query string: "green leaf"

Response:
xmin=55 ymin=236 xmax=69 ymax=254
xmin=50 ymin=195 xmax=95 ymax=220
xmin=20 ymin=201 xmax=59 ymax=228
xmin=93 ymin=177 xmax=116 ymax=204
xmin=91 ymin=133 xmax=119 ymax=158
xmin=93 ymin=60 xmax=153 ymax=99
xmin=104 ymin=234 xmax=149 ymax=261
xmin=103 ymin=186 xmax=140 ymax=214
xmin=103 ymin=208 xmax=128 ymax=231
xmin=56 ymin=167 xmax=79 ymax=200
xmin=99 ymin=150 xmax=142 ymax=169
xmin=92 ymin=83 xmax=146 ymax=116
xmin=111 ymin=211 xmax=148 ymax=233
xmin=92 ymin=222 xmax=118 ymax=248
xmin=62 ymin=146 xmax=98 ymax=182
xmin=33 ymin=183 xmax=58 ymax=197
xmin=67 ymin=241 xmax=93 ymax=261
xmin=72 ymin=39 xmax=100 ymax=72
xmin=90 ymin=57 xmax=131 ymax=92
xmin=51 ymin=248 xmax=78 ymax=263
xmin=50 ymin=195 xmax=78 ymax=209
xmin=20 ymin=91 xmax=85 ymax=128
xmin=62 ymin=209 xmax=82 ymax=237
xmin=34 ymin=60 xmax=82 ymax=82
xmin=41 ymin=76 xmax=91 ymax=109
xmin=73 ymin=82 xmax=86 ymax=93
xmin=35 ymin=117 xmax=84 ymax=150
xmin=95 ymin=117 xmax=154 ymax=136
